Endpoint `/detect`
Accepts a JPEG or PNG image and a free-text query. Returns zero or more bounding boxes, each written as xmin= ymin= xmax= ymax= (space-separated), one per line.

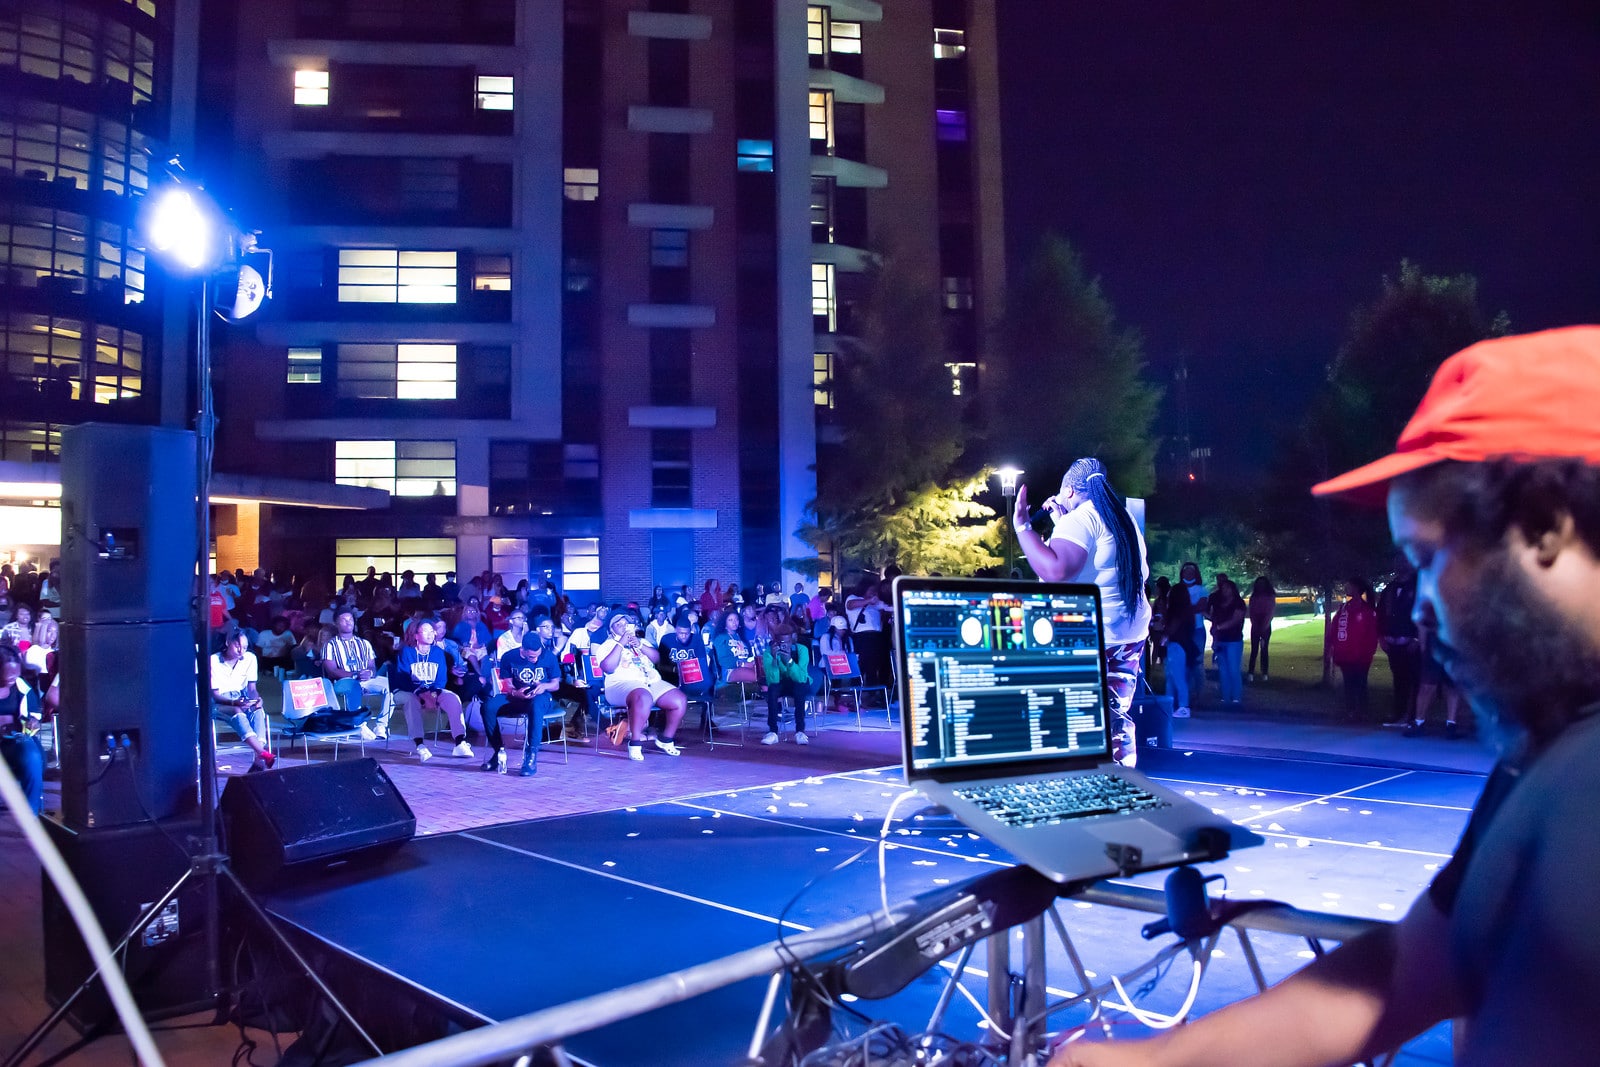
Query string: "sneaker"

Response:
xmin=520 ymin=757 xmax=537 ymax=777
xmin=413 ymin=744 xmax=432 ymax=762
xmin=761 ymin=732 xmax=780 ymax=745
xmin=453 ymin=740 xmax=475 ymax=759
xmin=1402 ymin=721 xmax=1427 ymax=738
xmin=359 ymin=723 xmax=378 ymax=741
xmin=1246 ymin=673 xmax=1255 ymax=683
xmin=653 ymin=737 xmax=682 ymax=756
xmin=794 ymin=731 xmax=809 ymax=746
xmin=1444 ymin=721 xmax=1461 ymax=740
xmin=260 ymin=751 xmax=276 ymax=770
xmin=1261 ymin=674 xmax=1269 ymax=682
xmin=627 ymin=744 xmax=645 ymax=762
xmin=1172 ymin=707 xmax=1191 ymax=719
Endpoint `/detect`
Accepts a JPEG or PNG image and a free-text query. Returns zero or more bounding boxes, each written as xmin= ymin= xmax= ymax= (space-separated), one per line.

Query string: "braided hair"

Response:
xmin=1061 ymin=458 xmax=1146 ymax=622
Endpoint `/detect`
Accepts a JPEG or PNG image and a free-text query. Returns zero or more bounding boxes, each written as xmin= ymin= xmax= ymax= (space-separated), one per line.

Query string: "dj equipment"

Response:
xmin=220 ymin=758 xmax=416 ymax=891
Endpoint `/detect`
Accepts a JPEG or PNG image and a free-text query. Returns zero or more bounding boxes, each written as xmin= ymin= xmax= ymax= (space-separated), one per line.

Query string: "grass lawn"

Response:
xmin=1147 ymin=618 xmax=1400 ymax=723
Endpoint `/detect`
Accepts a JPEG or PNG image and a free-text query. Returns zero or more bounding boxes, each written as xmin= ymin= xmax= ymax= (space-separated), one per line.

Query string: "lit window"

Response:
xmin=808 ymin=91 xmax=833 ymax=150
xmin=337 ymin=249 xmax=458 ymax=303
xmin=936 ymin=108 xmax=968 ymax=142
xmin=337 ymin=343 xmax=456 ymax=400
xmin=287 ymin=346 xmax=322 ymax=384
xmin=563 ymin=537 xmax=600 ymax=592
xmin=737 ymin=139 xmax=774 ymax=173
xmin=810 ymin=176 xmax=834 ymax=242
xmin=947 ymin=362 xmax=975 ymax=397
xmin=811 ymin=263 xmax=835 ymax=333
xmin=832 ymin=22 xmax=861 ymax=54
xmin=336 ymin=538 xmax=456 ymax=584
xmin=813 ymin=351 xmax=833 ymax=408
xmin=476 ymin=75 xmax=513 ymax=110
xmin=563 ymin=167 xmax=599 ymax=201
xmin=294 ymin=69 xmax=329 ymax=106
xmin=934 ymin=28 xmax=966 ymax=59
xmin=335 ymin=440 xmax=456 ymax=496
xmin=807 ymin=7 xmax=826 ymax=55
xmin=650 ymin=229 xmax=688 ymax=268
xmin=943 ymin=276 xmax=973 ymax=310
xmin=474 ymin=254 xmax=512 ymax=291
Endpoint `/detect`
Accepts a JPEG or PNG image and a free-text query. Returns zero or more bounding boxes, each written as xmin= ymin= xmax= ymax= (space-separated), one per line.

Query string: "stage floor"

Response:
xmin=263 ymin=748 xmax=1482 ymax=1065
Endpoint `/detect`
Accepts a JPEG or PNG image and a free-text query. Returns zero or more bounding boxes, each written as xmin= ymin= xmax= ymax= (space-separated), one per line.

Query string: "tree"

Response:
xmin=1146 ymin=519 xmax=1273 ymax=589
xmin=985 ymin=235 xmax=1162 ymax=498
xmin=790 ymin=254 xmax=986 ymax=581
xmin=1262 ymin=261 xmax=1508 ymax=591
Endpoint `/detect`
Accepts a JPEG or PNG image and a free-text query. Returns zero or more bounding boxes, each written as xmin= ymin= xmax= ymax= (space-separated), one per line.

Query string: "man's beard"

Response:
xmin=1441 ymin=552 xmax=1600 ymax=749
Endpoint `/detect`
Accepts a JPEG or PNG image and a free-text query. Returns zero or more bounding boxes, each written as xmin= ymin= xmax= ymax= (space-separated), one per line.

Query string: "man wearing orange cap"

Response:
xmin=1051 ymin=326 xmax=1600 ymax=1067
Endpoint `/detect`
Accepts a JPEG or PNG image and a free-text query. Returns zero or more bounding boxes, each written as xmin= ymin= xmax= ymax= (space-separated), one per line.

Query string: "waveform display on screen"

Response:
xmin=902 ymin=590 xmax=1108 ymax=771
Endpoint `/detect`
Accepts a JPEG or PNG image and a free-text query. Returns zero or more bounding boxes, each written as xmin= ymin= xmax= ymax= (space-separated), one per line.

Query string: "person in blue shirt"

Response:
xmin=394 ymin=621 xmax=471 ymax=762
xmin=492 ymin=621 xmax=562 ymax=776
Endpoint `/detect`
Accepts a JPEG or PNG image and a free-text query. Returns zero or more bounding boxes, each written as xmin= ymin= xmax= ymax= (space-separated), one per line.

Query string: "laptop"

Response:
xmin=892 ymin=576 xmax=1260 ymax=885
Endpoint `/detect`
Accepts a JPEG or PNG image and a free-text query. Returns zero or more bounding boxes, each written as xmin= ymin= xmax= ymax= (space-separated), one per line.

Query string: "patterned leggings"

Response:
xmin=1106 ymin=639 xmax=1148 ymax=767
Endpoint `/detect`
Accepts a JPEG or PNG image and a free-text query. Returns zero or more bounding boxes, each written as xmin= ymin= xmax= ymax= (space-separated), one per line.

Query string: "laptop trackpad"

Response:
xmin=1084 ymin=820 xmax=1184 ymax=869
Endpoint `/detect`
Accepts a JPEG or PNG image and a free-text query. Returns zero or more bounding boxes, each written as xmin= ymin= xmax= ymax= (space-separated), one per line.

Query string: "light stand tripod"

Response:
xmin=7 ymin=187 xmax=376 ymax=1067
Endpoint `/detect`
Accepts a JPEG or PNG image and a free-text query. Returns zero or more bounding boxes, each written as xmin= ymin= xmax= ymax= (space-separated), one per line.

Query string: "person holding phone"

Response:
xmin=395 ymin=620 xmax=471 ymax=762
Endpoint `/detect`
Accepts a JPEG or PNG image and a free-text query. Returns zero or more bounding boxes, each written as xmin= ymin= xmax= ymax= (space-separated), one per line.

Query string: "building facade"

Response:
xmin=0 ymin=0 xmax=201 ymax=559
xmin=209 ymin=0 xmax=1003 ymax=601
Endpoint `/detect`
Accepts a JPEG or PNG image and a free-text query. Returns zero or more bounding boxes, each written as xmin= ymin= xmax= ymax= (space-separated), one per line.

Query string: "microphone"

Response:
xmin=1024 ymin=503 xmax=1055 ymax=524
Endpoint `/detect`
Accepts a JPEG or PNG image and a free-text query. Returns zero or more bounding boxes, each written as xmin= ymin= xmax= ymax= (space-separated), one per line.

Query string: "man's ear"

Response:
xmin=1524 ymin=512 xmax=1578 ymax=569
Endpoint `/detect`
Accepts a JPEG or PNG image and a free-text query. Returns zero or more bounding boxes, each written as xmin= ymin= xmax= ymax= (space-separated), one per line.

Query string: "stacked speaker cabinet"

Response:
xmin=58 ymin=423 xmax=201 ymax=829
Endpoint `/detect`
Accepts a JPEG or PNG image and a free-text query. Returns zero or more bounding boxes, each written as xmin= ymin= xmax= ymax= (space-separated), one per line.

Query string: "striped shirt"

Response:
xmin=324 ymin=635 xmax=375 ymax=675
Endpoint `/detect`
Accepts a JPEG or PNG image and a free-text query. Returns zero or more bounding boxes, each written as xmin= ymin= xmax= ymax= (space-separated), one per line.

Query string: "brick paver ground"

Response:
xmin=1 ymin=708 xmax=902 ymax=1065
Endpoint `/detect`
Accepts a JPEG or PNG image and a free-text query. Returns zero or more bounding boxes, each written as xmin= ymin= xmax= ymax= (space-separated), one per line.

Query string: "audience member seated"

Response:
xmin=644 ymin=606 xmax=671 ymax=647
xmin=759 ymin=624 xmax=814 ymax=746
xmin=558 ymin=606 xmax=608 ymax=738
xmin=496 ymin=611 xmax=529 ymax=658
xmin=31 ymin=610 xmax=57 ymax=656
xmin=322 ymin=609 xmax=394 ymax=740
xmin=0 ymin=645 xmax=44 ymax=813
xmin=1 ymin=605 xmax=33 ymax=651
xmin=255 ymin=617 xmax=297 ymax=676
xmin=492 ymin=622 xmax=563 ymax=776
xmin=211 ymin=630 xmax=275 ymax=772
xmin=712 ymin=610 xmax=760 ymax=687
xmin=394 ymin=621 xmax=471 ymax=762
xmin=594 ymin=612 xmax=686 ymax=761
xmin=450 ymin=603 xmax=492 ymax=649
xmin=656 ymin=612 xmax=715 ymax=729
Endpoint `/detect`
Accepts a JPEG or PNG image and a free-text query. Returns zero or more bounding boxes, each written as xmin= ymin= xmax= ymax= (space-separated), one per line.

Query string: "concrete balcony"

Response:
xmin=627 ymin=203 xmax=715 ymax=230
xmin=815 ymin=0 xmax=882 ymax=21
xmin=810 ymin=154 xmax=887 ymax=189
xmin=812 ymin=242 xmax=874 ymax=272
xmin=808 ymin=68 xmax=884 ymax=105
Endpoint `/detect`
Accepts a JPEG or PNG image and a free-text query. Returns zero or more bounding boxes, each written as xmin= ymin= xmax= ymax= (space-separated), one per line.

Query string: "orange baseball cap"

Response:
xmin=1312 ymin=325 xmax=1600 ymax=501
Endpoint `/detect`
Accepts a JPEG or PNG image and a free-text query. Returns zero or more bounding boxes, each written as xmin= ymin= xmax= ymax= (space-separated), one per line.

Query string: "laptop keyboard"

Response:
xmin=954 ymin=774 xmax=1169 ymax=827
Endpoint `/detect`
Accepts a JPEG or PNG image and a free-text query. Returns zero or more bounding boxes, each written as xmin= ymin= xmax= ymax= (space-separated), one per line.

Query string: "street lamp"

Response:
xmin=996 ymin=466 xmax=1022 ymax=577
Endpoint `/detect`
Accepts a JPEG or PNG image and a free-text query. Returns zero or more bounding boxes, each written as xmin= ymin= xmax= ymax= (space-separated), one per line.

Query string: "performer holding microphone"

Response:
xmin=1012 ymin=457 xmax=1151 ymax=766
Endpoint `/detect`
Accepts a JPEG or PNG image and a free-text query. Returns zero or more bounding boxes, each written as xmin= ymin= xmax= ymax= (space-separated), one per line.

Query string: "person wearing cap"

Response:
xmin=593 ymin=612 xmax=688 ymax=761
xmin=491 ymin=620 xmax=562 ymax=776
xmin=1051 ymin=326 xmax=1600 ymax=1067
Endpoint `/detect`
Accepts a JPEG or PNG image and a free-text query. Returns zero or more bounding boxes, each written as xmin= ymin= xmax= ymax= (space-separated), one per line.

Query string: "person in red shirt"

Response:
xmin=1325 ymin=578 xmax=1379 ymax=716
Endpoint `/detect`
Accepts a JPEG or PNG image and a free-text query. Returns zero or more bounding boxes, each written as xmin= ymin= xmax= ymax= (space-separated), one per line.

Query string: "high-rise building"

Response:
xmin=0 ymin=0 xmax=197 ymax=560
xmin=206 ymin=0 xmax=1003 ymax=600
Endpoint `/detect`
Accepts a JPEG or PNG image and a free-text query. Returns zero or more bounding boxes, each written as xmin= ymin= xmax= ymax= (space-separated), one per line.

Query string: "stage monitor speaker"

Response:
xmin=58 ymin=620 xmax=200 ymax=830
xmin=220 ymin=758 xmax=416 ymax=892
xmin=41 ymin=816 xmax=213 ymax=1033
xmin=59 ymin=423 xmax=197 ymax=626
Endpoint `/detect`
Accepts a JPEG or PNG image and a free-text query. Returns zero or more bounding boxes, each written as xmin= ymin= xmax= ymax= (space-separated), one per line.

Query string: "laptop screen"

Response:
xmin=895 ymin=579 xmax=1109 ymax=776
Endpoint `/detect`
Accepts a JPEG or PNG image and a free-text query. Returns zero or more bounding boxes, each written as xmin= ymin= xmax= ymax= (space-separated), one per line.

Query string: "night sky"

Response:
xmin=997 ymin=2 xmax=1600 ymax=484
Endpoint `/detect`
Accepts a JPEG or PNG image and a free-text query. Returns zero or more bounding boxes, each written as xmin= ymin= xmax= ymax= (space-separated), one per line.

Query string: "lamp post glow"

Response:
xmin=996 ymin=466 xmax=1023 ymax=577
xmin=142 ymin=186 xmax=219 ymax=273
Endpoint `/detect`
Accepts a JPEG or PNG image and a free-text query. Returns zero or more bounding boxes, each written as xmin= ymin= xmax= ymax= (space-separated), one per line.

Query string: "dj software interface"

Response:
xmin=902 ymin=589 xmax=1107 ymax=770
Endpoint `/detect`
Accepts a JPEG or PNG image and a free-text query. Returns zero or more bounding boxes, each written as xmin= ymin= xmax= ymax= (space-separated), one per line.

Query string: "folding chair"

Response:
xmin=819 ymin=650 xmax=892 ymax=731
xmin=278 ymin=677 xmax=368 ymax=762
xmin=667 ymin=650 xmax=734 ymax=748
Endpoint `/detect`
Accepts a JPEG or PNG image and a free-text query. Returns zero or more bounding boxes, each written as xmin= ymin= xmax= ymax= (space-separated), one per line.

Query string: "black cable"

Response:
xmin=121 ymin=748 xmax=193 ymax=864
xmin=772 ymin=842 xmax=879 ymax=1033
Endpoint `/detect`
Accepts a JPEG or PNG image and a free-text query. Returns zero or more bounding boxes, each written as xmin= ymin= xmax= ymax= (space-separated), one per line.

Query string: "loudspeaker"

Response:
xmin=59 ymin=423 xmax=197 ymax=626
xmin=220 ymin=759 xmax=416 ymax=892
xmin=58 ymin=620 xmax=200 ymax=830
xmin=42 ymin=816 xmax=213 ymax=1033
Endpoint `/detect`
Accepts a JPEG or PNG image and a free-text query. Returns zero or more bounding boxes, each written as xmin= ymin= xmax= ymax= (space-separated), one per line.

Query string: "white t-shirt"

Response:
xmin=1050 ymin=503 xmax=1152 ymax=646
xmin=593 ymin=637 xmax=663 ymax=688
xmin=211 ymin=651 xmax=258 ymax=698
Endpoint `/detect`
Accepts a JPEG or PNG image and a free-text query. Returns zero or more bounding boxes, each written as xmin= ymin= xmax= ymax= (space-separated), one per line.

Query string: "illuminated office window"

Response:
xmin=934 ymin=28 xmax=966 ymax=59
xmin=947 ymin=361 xmax=975 ymax=397
xmin=736 ymin=139 xmax=774 ymax=173
xmin=336 ymin=538 xmax=456 ymax=584
xmin=294 ymin=69 xmax=329 ymax=106
xmin=337 ymin=343 xmax=456 ymax=400
xmin=335 ymin=440 xmax=456 ymax=496
xmin=286 ymin=346 xmax=322 ymax=384
xmin=808 ymin=90 xmax=833 ymax=150
xmin=813 ymin=352 xmax=833 ymax=408
xmin=473 ymin=254 xmax=511 ymax=291
xmin=475 ymin=75 xmax=513 ymax=110
xmin=563 ymin=537 xmax=600 ymax=592
xmin=811 ymin=263 xmax=835 ymax=333
xmin=832 ymin=22 xmax=861 ymax=54
xmin=943 ymin=276 xmax=973 ymax=310
xmin=935 ymin=108 xmax=968 ymax=142
xmin=563 ymin=167 xmax=599 ymax=201
xmin=337 ymin=249 xmax=457 ymax=303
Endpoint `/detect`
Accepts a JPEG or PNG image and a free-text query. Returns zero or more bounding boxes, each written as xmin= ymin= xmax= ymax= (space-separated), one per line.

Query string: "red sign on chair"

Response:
xmin=286 ymin=678 xmax=330 ymax=715
xmin=827 ymin=653 xmax=852 ymax=678
xmin=678 ymin=658 xmax=704 ymax=686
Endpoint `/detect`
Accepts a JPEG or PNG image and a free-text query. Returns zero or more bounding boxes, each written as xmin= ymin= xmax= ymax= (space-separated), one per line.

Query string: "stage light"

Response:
xmin=142 ymin=186 xmax=220 ymax=274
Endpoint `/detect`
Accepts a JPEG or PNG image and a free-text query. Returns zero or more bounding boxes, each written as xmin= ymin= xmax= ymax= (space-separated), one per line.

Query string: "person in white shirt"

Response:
xmin=1012 ymin=456 xmax=1152 ymax=767
xmin=496 ymin=611 xmax=530 ymax=659
xmin=644 ymin=606 xmax=672 ymax=648
xmin=593 ymin=612 xmax=687 ymax=762
xmin=211 ymin=630 xmax=274 ymax=771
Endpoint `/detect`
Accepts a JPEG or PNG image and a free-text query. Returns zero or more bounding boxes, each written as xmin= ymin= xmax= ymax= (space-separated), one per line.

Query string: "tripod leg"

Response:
xmin=217 ymin=867 xmax=383 ymax=1057
xmin=4 ymin=868 xmax=196 ymax=1067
